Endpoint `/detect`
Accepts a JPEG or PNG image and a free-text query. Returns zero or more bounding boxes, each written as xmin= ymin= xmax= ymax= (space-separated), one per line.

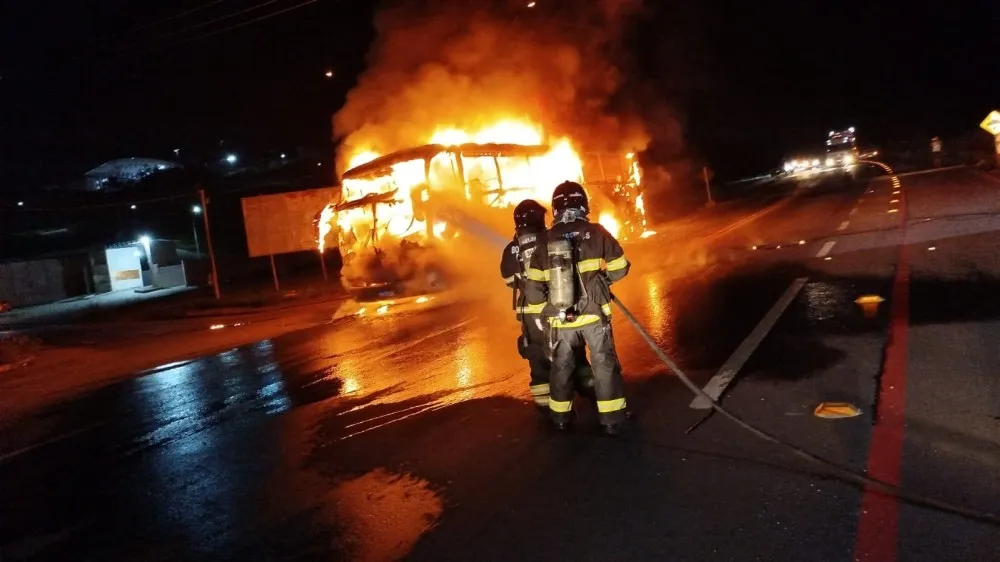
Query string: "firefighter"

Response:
xmin=500 ymin=199 xmax=595 ymax=413
xmin=525 ymin=181 xmax=631 ymax=434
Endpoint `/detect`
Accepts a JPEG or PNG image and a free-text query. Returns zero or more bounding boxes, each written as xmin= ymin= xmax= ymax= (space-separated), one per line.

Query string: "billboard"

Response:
xmin=241 ymin=187 xmax=340 ymax=258
xmin=106 ymin=247 xmax=144 ymax=291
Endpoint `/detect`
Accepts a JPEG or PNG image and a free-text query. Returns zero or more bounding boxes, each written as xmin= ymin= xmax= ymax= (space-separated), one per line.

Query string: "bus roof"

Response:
xmin=342 ymin=143 xmax=550 ymax=181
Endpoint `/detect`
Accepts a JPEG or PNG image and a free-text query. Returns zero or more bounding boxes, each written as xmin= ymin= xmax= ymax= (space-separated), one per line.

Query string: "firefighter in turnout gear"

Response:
xmin=524 ymin=181 xmax=631 ymax=434
xmin=500 ymin=199 xmax=595 ymax=412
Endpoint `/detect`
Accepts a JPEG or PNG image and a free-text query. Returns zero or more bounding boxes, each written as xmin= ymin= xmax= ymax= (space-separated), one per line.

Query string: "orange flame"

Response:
xmin=598 ymin=212 xmax=621 ymax=238
xmin=318 ymin=204 xmax=336 ymax=254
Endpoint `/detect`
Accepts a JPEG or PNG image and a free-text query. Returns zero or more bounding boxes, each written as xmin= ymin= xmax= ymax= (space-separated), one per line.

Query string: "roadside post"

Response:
xmin=979 ymin=110 xmax=1000 ymax=168
xmin=270 ymin=254 xmax=281 ymax=293
xmin=319 ymin=251 xmax=329 ymax=282
xmin=703 ymin=166 xmax=716 ymax=207
xmin=930 ymin=136 xmax=942 ymax=167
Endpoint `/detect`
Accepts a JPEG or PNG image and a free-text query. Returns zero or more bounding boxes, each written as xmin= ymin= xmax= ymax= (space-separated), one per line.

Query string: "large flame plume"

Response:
xmin=333 ymin=0 xmax=649 ymax=174
xmin=319 ymin=0 xmax=654 ymax=287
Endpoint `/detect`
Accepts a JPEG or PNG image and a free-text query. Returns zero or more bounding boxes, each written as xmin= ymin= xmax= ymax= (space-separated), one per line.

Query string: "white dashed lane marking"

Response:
xmin=816 ymin=241 xmax=837 ymax=258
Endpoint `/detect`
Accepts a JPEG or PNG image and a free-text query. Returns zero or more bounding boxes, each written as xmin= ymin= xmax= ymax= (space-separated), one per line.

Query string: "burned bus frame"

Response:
xmin=338 ymin=143 xmax=550 ymax=238
xmin=334 ymin=143 xmax=645 ymax=252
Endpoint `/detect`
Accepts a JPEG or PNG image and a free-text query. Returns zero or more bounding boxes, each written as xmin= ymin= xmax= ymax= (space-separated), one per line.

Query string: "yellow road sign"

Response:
xmin=980 ymin=110 xmax=1000 ymax=135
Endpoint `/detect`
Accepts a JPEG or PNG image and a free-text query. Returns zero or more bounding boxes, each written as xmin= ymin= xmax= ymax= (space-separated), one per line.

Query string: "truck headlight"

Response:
xmin=843 ymin=154 xmax=854 ymax=165
xmin=825 ymin=157 xmax=835 ymax=167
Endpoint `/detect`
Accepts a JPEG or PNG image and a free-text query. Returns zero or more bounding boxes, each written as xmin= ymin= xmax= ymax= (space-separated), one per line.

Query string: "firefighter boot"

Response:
xmin=602 ymin=409 xmax=636 ymax=436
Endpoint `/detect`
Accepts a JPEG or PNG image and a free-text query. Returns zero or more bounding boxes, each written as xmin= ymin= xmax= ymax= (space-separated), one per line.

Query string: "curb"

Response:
xmin=2 ymin=295 xmax=350 ymax=331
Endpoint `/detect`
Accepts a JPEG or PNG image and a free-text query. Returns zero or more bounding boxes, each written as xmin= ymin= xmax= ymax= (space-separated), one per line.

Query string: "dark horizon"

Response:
xmin=1 ymin=0 xmax=997 ymax=188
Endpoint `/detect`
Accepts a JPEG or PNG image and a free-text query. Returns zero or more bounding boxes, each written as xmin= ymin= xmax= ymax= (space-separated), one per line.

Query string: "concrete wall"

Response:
xmin=182 ymin=259 xmax=210 ymax=287
xmin=155 ymin=264 xmax=187 ymax=288
xmin=0 ymin=259 xmax=68 ymax=307
xmin=91 ymin=265 xmax=111 ymax=293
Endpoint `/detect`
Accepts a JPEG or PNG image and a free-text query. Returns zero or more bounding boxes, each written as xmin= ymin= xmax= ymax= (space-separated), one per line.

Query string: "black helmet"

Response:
xmin=551 ymin=181 xmax=589 ymax=216
xmin=513 ymin=199 xmax=547 ymax=232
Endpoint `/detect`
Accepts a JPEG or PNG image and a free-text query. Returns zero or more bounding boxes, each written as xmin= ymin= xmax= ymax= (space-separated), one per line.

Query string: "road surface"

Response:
xmin=2 ymin=166 xmax=999 ymax=561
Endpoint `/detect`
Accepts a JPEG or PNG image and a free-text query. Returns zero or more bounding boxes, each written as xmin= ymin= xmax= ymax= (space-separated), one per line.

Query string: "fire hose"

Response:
xmin=608 ymin=291 xmax=1000 ymax=526
xmin=441 ymin=204 xmax=998 ymax=525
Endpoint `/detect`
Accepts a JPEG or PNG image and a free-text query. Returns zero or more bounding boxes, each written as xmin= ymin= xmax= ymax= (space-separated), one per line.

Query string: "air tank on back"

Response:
xmin=546 ymin=237 xmax=576 ymax=320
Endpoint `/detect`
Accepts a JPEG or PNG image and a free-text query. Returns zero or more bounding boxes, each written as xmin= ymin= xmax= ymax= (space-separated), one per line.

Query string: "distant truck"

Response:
xmin=824 ymin=127 xmax=859 ymax=169
xmin=782 ymin=127 xmax=861 ymax=174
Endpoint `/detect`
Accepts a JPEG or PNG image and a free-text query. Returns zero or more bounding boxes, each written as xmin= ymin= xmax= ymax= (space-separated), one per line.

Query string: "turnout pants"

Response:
xmin=548 ymin=320 xmax=627 ymax=426
xmin=519 ymin=316 xmax=595 ymax=408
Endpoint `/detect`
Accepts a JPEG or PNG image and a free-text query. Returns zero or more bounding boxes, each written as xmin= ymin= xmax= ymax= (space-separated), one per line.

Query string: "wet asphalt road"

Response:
xmin=3 ymin=167 xmax=1000 ymax=561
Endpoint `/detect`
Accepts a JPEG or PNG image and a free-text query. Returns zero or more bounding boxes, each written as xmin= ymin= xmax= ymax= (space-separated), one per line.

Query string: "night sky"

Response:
xmin=1 ymin=0 xmax=997 ymax=188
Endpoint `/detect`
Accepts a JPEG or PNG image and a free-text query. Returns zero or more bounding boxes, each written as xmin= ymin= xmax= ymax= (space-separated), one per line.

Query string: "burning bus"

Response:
xmin=317 ymin=121 xmax=646 ymax=300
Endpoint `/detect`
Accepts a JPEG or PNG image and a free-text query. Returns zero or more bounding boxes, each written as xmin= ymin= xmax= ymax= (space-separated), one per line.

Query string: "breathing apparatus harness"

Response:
xmin=512 ymin=228 xmax=549 ymax=355
xmin=512 ymin=229 xmax=539 ymax=313
xmin=545 ymin=209 xmax=590 ymax=324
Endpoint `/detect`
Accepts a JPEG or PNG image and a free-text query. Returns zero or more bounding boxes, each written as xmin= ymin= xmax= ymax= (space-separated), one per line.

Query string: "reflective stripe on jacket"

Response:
xmin=500 ymin=235 xmax=548 ymax=319
xmin=524 ymin=219 xmax=630 ymax=327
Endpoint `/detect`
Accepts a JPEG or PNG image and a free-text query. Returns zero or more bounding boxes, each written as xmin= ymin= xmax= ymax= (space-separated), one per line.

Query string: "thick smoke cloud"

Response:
xmin=334 ymin=0 xmax=649 ymax=174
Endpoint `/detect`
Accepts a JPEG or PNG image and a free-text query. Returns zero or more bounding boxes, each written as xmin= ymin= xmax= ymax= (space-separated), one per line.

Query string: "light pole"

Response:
xmin=139 ymin=234 xmax=157 ymax=287
xmin=191 ymin=205 xmax=202 ymax=255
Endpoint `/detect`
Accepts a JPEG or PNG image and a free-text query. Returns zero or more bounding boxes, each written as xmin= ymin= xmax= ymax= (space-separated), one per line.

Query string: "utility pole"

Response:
xmin=198 ymin=188 xmax=221 ymax=299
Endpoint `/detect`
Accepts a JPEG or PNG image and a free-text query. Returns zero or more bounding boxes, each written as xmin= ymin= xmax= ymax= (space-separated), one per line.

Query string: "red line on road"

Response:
xmin=853 ymin=173 xmax=910 ymax=562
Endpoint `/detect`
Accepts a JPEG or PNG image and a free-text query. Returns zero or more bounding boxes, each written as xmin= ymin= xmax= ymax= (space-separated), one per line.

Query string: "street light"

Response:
xmin=17 ymin=201 xmax=23 ymax=207
xmin=131 ymin=204 xmax=137 ymax=210
xmin=191 ymin=205 xmax=202 ymax=254
xmin=225 ymin=154 xmax=238 ymax=165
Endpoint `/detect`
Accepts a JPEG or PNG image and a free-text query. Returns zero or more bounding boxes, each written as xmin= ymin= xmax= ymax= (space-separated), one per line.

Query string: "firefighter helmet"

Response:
xmin=551 ymin=181 xmax=589 ymax=216
xmin=513 ymin=199 xmax=547 ymax=232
